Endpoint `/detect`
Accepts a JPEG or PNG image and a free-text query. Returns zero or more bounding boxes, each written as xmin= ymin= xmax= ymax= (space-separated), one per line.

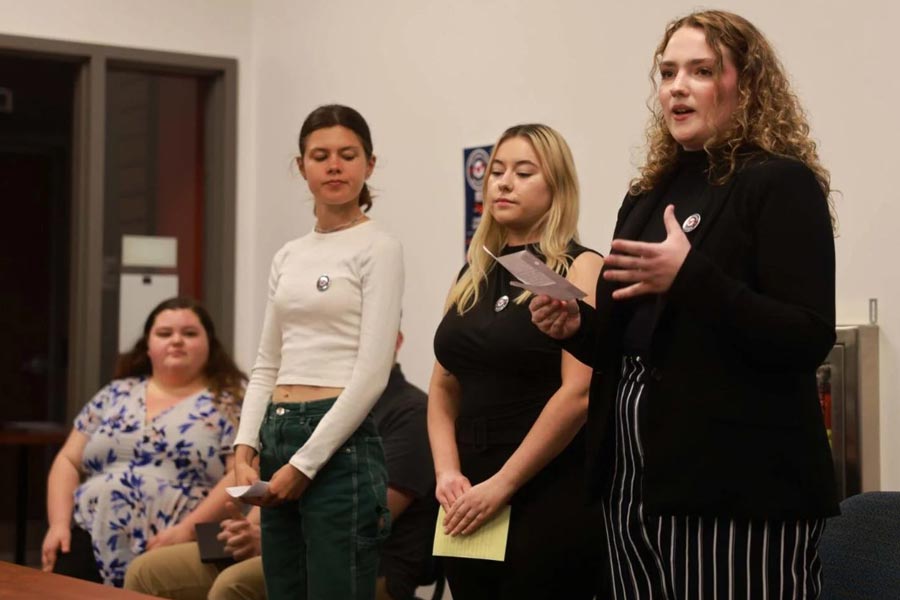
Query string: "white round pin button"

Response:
xmin=494 ymin=295 xmax=509 ymax=312
xmin=316 ymin=275 xmax=330 ymax=292
xmin=682 ymin=213 xmax=701 ymax=233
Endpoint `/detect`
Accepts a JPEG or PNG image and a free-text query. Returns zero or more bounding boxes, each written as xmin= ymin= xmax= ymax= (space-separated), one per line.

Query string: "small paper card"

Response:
xmin=432 ymin=505 xmax=511 ymax=562
xmin=226 ymin=481 xmax=270 ymax=499
xmin=484 ymin=246 xmax=587 ymax=301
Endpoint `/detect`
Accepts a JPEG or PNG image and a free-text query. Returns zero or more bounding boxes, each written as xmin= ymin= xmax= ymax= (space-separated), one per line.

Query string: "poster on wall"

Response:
xmin=463 ymin=144 xmax=493 ymax=253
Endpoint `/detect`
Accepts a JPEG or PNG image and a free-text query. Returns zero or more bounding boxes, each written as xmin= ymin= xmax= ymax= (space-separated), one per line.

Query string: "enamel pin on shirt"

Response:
xmin=494 ymin=295 xmax=510 ymax=312
xmin=316 ymin=275 xmax=330 ymax=292
xmin=682 ymin=213 xmax=701 ymax=233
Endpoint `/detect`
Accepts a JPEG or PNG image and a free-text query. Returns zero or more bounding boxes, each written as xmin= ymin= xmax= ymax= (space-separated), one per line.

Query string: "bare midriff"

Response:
xmin=273 ymin=384 xmax=344 ymax=403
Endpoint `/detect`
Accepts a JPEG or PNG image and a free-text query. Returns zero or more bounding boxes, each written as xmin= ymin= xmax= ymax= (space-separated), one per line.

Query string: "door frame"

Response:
xmin=0 ymin=34 xmax=238 ymax=419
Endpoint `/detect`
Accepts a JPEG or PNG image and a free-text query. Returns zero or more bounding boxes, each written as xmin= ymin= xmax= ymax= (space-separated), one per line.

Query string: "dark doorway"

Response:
xmin=0 ymin=53 xmax=76 ymax=563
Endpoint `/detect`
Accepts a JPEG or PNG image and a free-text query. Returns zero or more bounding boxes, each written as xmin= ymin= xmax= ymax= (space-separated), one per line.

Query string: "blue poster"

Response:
xmin=463 ymin=144 xmax=493 ymax=253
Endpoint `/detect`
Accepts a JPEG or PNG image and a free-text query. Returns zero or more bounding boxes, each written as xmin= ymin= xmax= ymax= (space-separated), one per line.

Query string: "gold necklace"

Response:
xmin=315 ymin=214 xmax=365 ymax=234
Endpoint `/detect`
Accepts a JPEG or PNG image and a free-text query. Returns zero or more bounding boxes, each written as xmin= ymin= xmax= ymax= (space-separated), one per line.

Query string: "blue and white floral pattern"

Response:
xmin=72 ymin=377 xmax=237 ymax=586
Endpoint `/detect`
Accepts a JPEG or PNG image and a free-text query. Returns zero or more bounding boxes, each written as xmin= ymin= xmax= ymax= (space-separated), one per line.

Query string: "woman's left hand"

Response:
xmin=443 ymin=475 xmax=515 ymax=536
xmin=146 ymin=521 xmax=194 ymax=551
xmin=603 ymin=204 xmax=691 ymax=299
xmin=245 ymin=463 xmax=310 ymax=507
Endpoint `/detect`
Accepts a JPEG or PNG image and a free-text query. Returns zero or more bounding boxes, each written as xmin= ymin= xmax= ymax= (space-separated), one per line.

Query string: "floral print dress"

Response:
xmin=72 ymin=377 xmax=238 ymax=586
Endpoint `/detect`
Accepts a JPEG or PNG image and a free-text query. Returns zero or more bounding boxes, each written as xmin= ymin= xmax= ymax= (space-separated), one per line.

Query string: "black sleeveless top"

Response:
xmin=434 ymin=241 xmax=599 ymax=447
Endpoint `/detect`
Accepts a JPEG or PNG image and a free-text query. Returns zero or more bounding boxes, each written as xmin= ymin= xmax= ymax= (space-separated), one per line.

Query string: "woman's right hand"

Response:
xmin=435 ymin=470 xmax=472 ymax=513
xmin=41 ymin=524 xmax=70 ymax=572
xmin=529 ymin=295 xmax=581 ymax=340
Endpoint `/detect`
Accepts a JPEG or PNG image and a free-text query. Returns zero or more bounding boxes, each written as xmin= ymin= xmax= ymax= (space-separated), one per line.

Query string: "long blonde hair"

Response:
xmin=447 ymin=124 xmax=580 ymax=315
xmin=631 ymin=10 xmax=835 ymax=228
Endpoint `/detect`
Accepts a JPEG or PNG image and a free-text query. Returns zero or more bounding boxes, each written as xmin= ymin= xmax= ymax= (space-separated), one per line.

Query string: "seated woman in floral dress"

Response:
xmin=41 ymin=297 xmax=246 ymax=586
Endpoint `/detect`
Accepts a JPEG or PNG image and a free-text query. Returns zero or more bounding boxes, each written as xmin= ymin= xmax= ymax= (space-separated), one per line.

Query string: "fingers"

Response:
xmin=602 ymin=253 xmax=644 ymax=270
xmin=662 ymin=204 xmax=683 ymax=237
xmin=437 ymin=487 xmax=460 ymax=514
xmin=611 ymin=282 xmax=649 ymax=300
xmin=445 ymin=500 xmax=491 ymax=536
xmin=528 ymin=294 xmax=552 ymax=311
xmin=603 ymin=268 xmax=647 ymax=284
xmin=41 ymin=545 xmax=56 ymax=572
xmin=530 ymin=298 xmax=577 ymax=335
xmin=224 ymin=530 xmax=249 ymax=551
xmin=461 ymin=511 xmax=490 ymax=536
xmin=609 ymin=239 xmax=656 ymax=257
xmin=224 ymin=520 xmax=250 ymax=535
xmin=224 ymin=500 xmax=244 ymax=521
xmin=529 ymin=295 xmax=561 ymax=322
xmin=447 ymin=509 xmax=475 ymax=535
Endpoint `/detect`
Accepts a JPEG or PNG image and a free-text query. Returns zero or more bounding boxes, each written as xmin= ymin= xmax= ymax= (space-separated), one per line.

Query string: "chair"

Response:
xmin=818 ymin=491 xmax=900 ymax=599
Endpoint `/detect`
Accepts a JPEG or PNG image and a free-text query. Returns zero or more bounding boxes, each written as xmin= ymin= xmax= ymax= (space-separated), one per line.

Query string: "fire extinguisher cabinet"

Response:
xmin=817 ymin=325 xmax=880 ymax=500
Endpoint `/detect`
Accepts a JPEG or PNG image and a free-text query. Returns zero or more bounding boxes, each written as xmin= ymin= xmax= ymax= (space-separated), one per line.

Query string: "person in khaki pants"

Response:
xmin=125 ymin=501 xmax=264 ymax=600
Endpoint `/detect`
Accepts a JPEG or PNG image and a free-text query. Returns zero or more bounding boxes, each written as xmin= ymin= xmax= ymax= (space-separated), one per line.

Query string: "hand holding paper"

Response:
xmin=484 ymin=246 xmax=586 ymax=301
xmin=226 ymin=480 xmax=270 ymax=499
xmin=433 ymin=505 xmax=511 ymax=562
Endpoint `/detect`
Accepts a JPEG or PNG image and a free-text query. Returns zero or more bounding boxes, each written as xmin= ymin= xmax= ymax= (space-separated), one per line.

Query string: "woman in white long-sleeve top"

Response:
xmin=232 ymin=104 xmax=404 ymax=600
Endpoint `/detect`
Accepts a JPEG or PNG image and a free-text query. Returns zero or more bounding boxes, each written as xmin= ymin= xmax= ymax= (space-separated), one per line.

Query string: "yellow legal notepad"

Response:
xmin=432 ymin=505 xmax=511 ymax=562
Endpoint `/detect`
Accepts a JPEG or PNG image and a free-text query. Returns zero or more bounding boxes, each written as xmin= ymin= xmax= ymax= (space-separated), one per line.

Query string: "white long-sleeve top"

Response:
xmin=234 ymin=220 xmax=404 ymax=478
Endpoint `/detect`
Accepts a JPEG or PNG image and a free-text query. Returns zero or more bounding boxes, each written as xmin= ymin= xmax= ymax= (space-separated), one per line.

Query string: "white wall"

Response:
xmin=3 ymin=0 xmax=898 ymax=487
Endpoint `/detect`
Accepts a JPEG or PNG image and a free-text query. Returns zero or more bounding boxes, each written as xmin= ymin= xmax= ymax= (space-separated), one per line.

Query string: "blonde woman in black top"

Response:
xmin=429 ymin=124 xmax=604 ymax=599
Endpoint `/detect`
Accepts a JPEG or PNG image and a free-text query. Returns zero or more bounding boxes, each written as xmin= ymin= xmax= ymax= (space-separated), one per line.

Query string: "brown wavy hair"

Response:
xmin=631 ymin=10 xmax=835 ymax=229
xmin=113 ymin=297 xmax=246 ymax=423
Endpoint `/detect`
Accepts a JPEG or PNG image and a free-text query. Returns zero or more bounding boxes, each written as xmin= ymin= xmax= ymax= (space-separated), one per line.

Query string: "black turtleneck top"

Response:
xmin=622 ymin=150 xmax=712 ymax=353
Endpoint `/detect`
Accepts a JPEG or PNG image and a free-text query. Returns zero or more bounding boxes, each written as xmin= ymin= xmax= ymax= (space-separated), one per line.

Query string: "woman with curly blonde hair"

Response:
xmin=430 ymin=124 xmax=604 ymax=599
xmin=531 ymin=10 xmax=837 ymax=599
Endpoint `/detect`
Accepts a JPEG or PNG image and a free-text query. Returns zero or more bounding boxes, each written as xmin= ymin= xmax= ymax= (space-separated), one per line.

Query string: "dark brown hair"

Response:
xmin=298 ymin=104 xmax=375 ymax=212
xmin=113 ymin=297 xmax=246 ymax=416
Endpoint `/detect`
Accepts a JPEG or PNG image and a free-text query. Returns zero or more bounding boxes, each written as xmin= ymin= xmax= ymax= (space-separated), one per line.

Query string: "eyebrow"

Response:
xmin=491 ymin=159 xmax=539 ymax=169
xmin=308 ymin=145 xmax=360 ymax=153
xmin=659 ymin=57 xmax=716 ymax=68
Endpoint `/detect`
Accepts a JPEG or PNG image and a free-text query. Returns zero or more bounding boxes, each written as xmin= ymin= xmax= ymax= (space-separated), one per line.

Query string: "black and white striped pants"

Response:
xmin=601 ymin=356 xmax=825 ymax=600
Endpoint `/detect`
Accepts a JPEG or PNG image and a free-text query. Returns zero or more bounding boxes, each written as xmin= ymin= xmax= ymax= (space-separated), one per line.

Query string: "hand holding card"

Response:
xmin=226 ymin=480 xmax=270 ymax=499
xmin=483 ymin=246 xmax=587 ymax=301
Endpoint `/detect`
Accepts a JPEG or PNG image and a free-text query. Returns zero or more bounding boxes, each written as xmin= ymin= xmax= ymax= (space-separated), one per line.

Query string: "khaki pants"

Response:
xmin=123 ymin=542 xmax=265 ymax=600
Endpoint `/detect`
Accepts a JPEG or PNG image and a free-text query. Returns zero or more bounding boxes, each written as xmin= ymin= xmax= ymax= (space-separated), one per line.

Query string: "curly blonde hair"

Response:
xmin=632 ymin=10 xmax=835 ymax=228
xmin=447 ymin=124 xmax=580 ymax=315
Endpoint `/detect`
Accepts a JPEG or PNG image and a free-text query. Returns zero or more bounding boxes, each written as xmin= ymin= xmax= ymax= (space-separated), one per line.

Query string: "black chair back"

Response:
xmin=818 ymin=491 xmax=900 ymax=599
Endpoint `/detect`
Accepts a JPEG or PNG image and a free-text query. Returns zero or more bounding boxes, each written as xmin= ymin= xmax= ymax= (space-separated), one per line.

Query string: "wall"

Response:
xmin=2 ymin=0 xmax=897 ymax=487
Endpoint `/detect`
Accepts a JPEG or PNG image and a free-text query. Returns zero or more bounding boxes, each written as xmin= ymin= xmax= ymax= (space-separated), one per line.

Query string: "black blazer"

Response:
xmin=566 ymin=153 xmax=839 ymax=520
